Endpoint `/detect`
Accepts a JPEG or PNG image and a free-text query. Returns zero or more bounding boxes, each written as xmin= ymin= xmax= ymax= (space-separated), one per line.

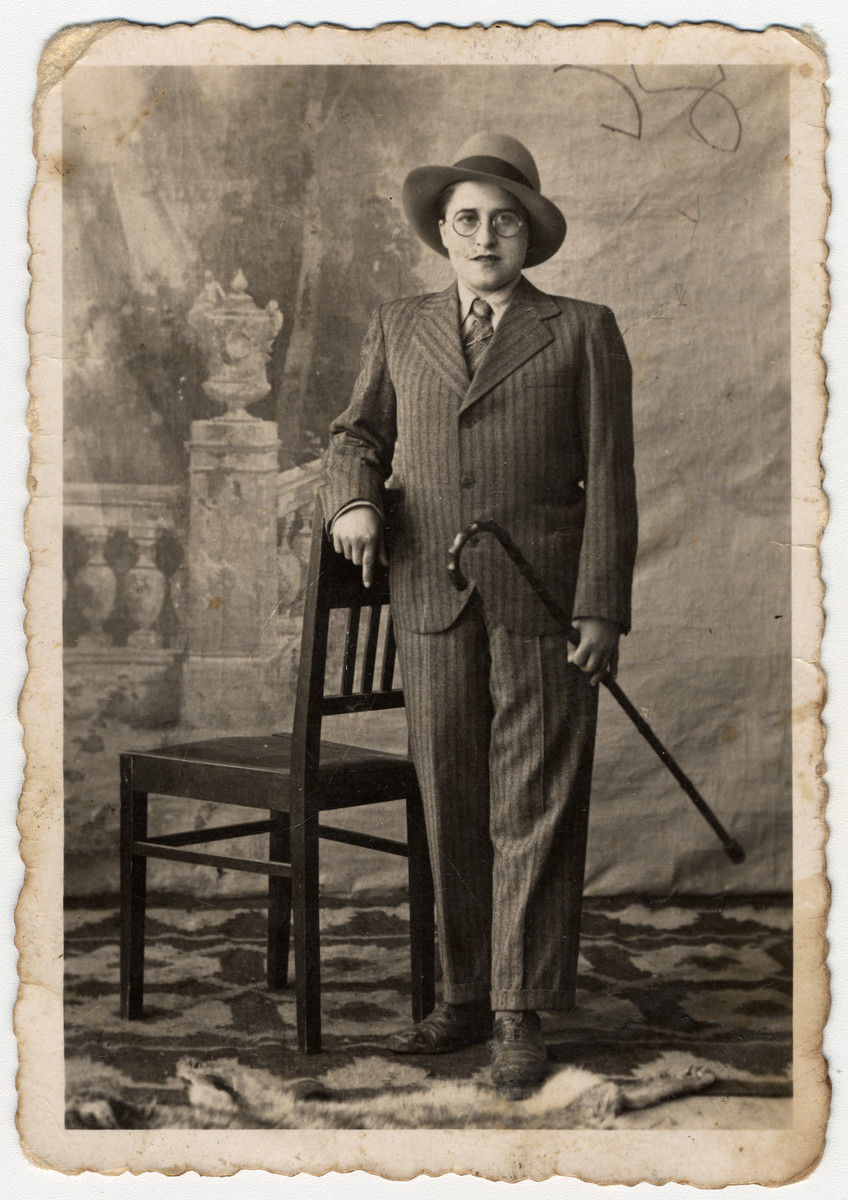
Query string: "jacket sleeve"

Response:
xmin=319 ymin=306 xmax=398 ymax=526
xmin=572 ymin=305 xmax=638 ymax=633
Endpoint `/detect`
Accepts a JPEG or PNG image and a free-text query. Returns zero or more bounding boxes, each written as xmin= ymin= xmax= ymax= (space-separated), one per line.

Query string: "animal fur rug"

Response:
xmin=66 ymin=1053 xmax=716 ymax=1130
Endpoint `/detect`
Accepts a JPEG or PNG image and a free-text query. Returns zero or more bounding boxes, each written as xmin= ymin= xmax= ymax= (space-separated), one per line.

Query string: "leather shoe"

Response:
xmin=387 ymin=1001 xmax=492 ymax=1054
xmin=491 ymin=1010 xmax=547 ymax=1095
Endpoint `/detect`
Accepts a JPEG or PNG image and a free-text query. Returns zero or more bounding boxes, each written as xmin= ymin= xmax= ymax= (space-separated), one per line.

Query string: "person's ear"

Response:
xmin=438 ymin=219 xmax=449 ymax=249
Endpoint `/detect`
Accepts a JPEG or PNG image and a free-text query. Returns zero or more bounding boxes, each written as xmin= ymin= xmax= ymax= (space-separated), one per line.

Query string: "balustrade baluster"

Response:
xmin=125 ymin=530 xmax=167 ymax=648
xmin=167 ymin=563 xmax=188 ymax=649
xmin=74 ymin=527 xmax=117 ymax=647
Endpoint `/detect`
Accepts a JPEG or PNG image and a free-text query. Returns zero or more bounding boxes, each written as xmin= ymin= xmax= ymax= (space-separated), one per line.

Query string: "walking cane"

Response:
xmin=447 ymin=519 xmax=745 ymax=865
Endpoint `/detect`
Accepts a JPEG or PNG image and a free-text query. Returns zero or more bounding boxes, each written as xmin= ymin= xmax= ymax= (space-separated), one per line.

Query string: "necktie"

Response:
xmin=461 ymin=298 xmax=494 ymax=376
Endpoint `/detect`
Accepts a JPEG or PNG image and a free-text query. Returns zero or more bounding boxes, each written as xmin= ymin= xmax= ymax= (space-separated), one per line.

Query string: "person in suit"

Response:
xmin=321 ymin=132 xmax=637 ymax=1094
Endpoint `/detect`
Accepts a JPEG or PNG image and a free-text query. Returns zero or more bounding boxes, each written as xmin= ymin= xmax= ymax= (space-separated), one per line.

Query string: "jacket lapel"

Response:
xmin=409 ymin=284 xmax=470 ymax=400
xmin=460 ymin=277 xmax=560 ymax=413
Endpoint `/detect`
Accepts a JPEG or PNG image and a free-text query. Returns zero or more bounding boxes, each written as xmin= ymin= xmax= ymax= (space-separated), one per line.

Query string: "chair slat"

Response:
xmin=381 ymin=614 xmax=397 ymax=691
xmin=340 ymin=607 xmax=361 ymax=694
xmin=133 ymin=842 xmax=293 ymax=877
xmin=141 ymin=819 xmax=274 ymax=848
xmin=320 ymin=690 xmax=405 ymax=715
xmin=318 ymin=823 xmax=409 ymax=857
xmin=360 ymin=606 xmax=382 ymax=692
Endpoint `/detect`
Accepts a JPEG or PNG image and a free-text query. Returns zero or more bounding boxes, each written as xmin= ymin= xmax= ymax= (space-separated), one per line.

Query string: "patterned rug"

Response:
xmin=64 ymin=892 xmax=792 ymax=1129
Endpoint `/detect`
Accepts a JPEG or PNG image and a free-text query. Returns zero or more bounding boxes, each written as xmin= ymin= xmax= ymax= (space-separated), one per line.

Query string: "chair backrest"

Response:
xmin=290 ymin=493 xmax=405 ymax=772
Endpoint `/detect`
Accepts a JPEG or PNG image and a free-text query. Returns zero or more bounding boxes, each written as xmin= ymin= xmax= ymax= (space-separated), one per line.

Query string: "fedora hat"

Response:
xmin=402 ymin=132 xmax=566 ymax=269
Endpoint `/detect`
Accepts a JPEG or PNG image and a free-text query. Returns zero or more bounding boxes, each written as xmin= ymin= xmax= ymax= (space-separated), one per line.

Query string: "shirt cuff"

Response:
xmin=328 ymin=500 xmax=382 ymax=534
xmin=572 ymin=615 xmax=628 ymax=634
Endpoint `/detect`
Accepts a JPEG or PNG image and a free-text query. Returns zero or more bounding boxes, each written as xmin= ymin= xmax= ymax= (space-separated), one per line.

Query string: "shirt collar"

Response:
xmin=457 ymin=274 xmax=523 ymax=325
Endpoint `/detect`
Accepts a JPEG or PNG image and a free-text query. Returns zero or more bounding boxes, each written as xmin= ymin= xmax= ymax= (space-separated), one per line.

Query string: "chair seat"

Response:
xmin=129 ymin=733 xmax=417 ymax=812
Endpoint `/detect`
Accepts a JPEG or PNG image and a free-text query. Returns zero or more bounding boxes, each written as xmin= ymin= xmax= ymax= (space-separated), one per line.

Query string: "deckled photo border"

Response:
xmin=19 ymin=19 xmax=829 ymax=1184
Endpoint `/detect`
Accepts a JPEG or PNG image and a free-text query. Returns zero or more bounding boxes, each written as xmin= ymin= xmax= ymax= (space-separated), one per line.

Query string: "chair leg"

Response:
xmin=267 ymin=815 xmax=292 ymax=991
xmin=119 ymin=756 xmax=147 ymax=1021
xmin=406 ymin=789 xmax=436 ymax=1023
xmin=292 ymin=809 xmax=321 ymax=1053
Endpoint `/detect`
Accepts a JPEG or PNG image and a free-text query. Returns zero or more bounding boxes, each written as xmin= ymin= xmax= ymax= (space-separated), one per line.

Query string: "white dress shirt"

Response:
xmin=456 ymin=274 xmax=522 ymax=331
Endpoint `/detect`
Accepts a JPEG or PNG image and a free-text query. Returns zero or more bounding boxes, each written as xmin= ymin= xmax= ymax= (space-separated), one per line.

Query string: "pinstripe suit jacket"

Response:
xmin=321 ymin=275 xmax=637 ymax=636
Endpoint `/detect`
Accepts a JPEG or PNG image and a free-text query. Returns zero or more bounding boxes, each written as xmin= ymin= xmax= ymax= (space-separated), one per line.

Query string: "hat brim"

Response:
xmin=402 ymin=165 xmax=566 ymax=269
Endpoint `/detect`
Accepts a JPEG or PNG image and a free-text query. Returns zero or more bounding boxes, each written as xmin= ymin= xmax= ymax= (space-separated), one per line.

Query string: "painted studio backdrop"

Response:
xmin=62 ymin=64 xmax=790 ymax=899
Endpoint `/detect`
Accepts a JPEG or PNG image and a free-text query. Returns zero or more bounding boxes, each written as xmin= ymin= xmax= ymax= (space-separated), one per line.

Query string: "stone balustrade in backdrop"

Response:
xmin=63 ymin=458 xmax=328 ymax=896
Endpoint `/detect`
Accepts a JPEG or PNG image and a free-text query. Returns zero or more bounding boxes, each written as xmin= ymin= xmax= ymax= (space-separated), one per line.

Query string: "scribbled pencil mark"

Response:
xmin=623 ymin=195 xmax=701 ymax=331
xmin=553 ymin=66 xmax=642 ymax=140
xmin=620 ymin=301 xmax=678 ymax=336
xmin=674 ymin=195 xmax=701 ymax=304
xmin=554 ymin=65 xmax=741 ymax=153
xmin=631 ymin=65 xmax=742 ymax=153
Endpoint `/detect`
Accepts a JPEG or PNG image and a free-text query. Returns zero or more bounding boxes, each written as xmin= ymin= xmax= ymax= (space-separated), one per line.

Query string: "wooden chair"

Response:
xmin=119 ymin=495 xmax=435 ymax=1053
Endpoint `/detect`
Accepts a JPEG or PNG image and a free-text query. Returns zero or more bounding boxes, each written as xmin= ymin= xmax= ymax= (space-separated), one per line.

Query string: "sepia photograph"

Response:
xmin=18 ymin=18 xmax=829 ymax=1186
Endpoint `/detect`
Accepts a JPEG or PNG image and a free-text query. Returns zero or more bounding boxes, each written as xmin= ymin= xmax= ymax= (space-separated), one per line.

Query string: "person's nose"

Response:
xmin=472 ymin=218 xmax=498 ymax=249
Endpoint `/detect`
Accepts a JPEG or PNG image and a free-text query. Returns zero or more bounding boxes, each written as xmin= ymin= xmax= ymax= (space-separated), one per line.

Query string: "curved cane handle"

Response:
xmin=446 ymin=522 xmax=484 ymax=592
xmin=447 ymin=519 xmax=581 ymax=646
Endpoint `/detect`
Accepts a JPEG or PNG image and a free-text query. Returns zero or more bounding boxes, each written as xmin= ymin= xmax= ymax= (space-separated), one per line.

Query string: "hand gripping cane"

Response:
xmin=447 ymin=520 xmax=745 ymax=865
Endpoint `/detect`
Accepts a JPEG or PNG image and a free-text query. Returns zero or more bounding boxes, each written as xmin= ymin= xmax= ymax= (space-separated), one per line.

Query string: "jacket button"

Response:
xmin=460 ymin=474 xmax=476 ymax=489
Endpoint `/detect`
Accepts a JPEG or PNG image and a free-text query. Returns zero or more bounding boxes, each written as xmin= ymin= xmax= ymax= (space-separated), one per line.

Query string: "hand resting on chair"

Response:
xmin=331 ymin=505 xmax=388 ymax=589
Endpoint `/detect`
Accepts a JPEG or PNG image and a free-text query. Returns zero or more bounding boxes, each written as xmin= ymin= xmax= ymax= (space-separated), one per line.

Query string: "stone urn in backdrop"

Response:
xmin=187 ymin=269 xmax=283 ymax=420
xmin=182 ymin=271 xmax=283 ymax=729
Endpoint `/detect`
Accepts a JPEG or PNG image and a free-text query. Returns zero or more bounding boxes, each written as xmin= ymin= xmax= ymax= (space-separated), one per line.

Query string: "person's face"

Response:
xmin=438 ymin=181 xmax=529 ymax=295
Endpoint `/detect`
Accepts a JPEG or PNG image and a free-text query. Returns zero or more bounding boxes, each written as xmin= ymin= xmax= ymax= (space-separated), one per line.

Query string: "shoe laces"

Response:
xmin=496 ymin=1013 xmax=525 ymax=1042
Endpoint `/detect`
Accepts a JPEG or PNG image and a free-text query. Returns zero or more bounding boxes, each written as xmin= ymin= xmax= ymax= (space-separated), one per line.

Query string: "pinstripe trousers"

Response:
xmin=395 ymin=591 xmax=599 ymax=1012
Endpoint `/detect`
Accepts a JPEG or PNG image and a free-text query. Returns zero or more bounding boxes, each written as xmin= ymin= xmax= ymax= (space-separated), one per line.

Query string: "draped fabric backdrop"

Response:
xmin=62 ymin=64 xmax=790 ymax=895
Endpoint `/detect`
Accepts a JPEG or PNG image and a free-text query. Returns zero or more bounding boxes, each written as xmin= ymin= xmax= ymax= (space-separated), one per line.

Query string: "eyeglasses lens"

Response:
xmin=451 ymin=212 xmax=522 ymax=238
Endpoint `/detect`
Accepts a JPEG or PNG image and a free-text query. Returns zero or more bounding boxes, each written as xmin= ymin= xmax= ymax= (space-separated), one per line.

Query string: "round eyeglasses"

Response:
xmin=450 ymin=210 xmax=524 ymax=239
